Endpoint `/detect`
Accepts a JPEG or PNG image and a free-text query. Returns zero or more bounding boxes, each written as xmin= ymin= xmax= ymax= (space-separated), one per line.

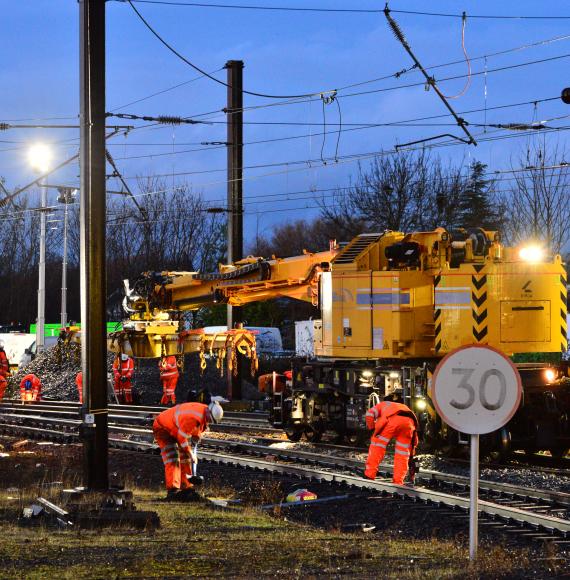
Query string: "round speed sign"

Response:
xmin=432 ymin=345 xmax=522 ymax=435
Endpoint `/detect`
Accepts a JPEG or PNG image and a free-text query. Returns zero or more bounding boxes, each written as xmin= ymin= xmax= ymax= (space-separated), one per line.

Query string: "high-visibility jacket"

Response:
xmin=0 ymin=350 xmax=9 ymax=378
xmin=159 ymin=356 xmax=179 ymax=380
xmin=20 ymin=374 xmax=41 ymax=401
xmin=365 ymin=401 xmax=419 ymax=435
xmin=153 ymin=402 xmax=208 ymax=448
xmin=112 ymin=357 xmax=134 ymax=381
xmin=76 ymin=372 xmax=83 ymax=404
xmin=0 ymin=375 xmax=7 ymax=402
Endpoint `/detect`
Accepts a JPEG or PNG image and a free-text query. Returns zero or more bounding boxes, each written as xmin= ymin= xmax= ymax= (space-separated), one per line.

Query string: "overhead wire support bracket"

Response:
xmin=105 ymin=149 xmax=150 ymax=222
xmin=383 ymin=5 xmax=477 ymax=146
xmin=395 ymin=133 xmax=472 ymax=150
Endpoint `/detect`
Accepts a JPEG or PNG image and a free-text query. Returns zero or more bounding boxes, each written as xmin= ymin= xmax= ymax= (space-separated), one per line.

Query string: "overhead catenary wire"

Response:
xmin=116 ymin=124 xmax=570 ymax=182
xmin=123 ymin=52 xmax=570 ymax=132
xmin=127 ymin=0 xmax=336 ymax=100
xmin=114 ymin=1 xmax=570 ymax=20
xmin=1 ymin=162 xmax=566 ymax=224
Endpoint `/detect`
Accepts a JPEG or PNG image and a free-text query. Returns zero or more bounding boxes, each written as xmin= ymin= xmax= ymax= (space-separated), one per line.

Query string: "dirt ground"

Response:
xmin=0 ymin=436 xmax=567 ymax=579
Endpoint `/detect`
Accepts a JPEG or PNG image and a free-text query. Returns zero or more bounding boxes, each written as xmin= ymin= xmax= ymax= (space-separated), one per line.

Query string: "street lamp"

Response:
xmin=28 ymin=143 xmax=52 ymax=354
xmin=57 ymin=187 xmax=77 ymax=330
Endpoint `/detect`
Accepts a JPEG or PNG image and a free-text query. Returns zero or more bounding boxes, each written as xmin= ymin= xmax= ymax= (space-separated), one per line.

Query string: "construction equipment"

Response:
xmin=117 ymin=228 xmax=569 ymax=455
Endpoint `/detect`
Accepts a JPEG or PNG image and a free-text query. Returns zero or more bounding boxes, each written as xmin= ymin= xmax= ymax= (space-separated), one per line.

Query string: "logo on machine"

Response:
xmin=522 ymin=280 xmax=533 ymax=295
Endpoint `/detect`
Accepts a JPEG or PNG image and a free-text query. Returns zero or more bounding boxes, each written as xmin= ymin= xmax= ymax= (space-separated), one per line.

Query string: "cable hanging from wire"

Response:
xmin=441 ymin=12 xmax=472 ymax=99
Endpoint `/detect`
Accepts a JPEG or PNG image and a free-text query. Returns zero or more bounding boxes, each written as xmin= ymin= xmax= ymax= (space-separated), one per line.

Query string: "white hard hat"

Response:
xmin=208 ymin=401 xmax=224 ymax=424
xmin=121 ymin=353 xmax=129 ymax=361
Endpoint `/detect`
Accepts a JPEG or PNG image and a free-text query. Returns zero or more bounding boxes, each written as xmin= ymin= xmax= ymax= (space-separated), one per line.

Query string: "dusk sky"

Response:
xmin=1 ymin=0 xmax=569 ymax=246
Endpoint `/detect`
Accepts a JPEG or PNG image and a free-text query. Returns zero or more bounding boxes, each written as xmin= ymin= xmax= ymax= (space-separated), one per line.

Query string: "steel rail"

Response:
xmin=0 ymin=414 xmax=569 ymax=537
xmin=1 ymin=404 xmax=569 ymax=507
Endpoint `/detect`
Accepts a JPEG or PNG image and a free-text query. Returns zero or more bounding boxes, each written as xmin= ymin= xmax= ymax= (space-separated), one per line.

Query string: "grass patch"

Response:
xmin=0 ymin=488 xmax=559 ymax=579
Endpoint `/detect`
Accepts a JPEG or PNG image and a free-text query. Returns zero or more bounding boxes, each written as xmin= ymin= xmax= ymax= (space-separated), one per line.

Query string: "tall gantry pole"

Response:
xmin=226 ymin=60 xmax=244 ymax=400
xmin=79 ymin=0 xmax=108 ymax=491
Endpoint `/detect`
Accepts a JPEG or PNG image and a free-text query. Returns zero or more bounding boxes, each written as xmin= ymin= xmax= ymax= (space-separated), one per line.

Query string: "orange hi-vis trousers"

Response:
xmin=160 ymin=377 xmax=177 ymax=405
xmin=364 ymin=414 xmax=416 ymax=484
xmin=153 ymin=423 xmax=193 ymax=491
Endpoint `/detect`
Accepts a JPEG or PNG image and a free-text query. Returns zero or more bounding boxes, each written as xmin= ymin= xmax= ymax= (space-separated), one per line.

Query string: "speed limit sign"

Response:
xmin=432 ymin=344 xmax=522 ymax=435
xmin=432 ymin=344 xmax=522 ymax=561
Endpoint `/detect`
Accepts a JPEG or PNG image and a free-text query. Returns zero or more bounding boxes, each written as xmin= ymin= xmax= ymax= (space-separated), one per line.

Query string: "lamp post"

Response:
xmin=57 ymin=187 xmax=77 ymax=330
xmin=28 ymin=144 xmax=52 ymax=354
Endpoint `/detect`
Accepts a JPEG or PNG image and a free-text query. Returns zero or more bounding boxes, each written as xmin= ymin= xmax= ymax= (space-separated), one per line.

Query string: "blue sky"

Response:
xmin=1 ymin=1 xmax=569 ymax=246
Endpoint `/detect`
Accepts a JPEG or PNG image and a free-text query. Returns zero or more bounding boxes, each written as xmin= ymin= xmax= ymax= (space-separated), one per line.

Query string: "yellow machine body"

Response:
xmin=122 ymin=228 xmax=566 ymax=363
xmin=316 ymin=229 xmax=566 ymax=359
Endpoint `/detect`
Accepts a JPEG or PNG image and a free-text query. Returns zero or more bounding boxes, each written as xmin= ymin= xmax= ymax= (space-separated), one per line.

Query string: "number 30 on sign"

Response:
xmin=431 ymin=345 xmax=522 ymax=435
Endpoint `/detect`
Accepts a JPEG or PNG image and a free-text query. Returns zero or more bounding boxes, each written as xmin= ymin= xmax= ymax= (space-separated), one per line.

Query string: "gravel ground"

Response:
xmin=418 ymin=454 xmax=570 ymax=493
xmin=6 ymin=344 xmax=261 ymax=405
xmin=262 ymin=441 xmax=570 ymax=494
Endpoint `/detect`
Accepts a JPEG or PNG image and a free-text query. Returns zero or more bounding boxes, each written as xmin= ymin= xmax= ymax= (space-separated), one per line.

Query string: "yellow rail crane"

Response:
xmin=116 ymin=228 xmax=569 ymax=456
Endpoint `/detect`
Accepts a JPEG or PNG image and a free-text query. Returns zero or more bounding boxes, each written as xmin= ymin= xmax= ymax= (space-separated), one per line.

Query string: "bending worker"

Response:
xmin=364 ymin=399 xmax=419 ymax=485
xmin=20 ymin=373 xmax=41 ymax=402
xmin=112 ymin=354 xmax=134 ymax=404
xmin=159 ymin=355 xmax=179 ymax=405
xmin=153 ymin=401 xmax=223 ymax=498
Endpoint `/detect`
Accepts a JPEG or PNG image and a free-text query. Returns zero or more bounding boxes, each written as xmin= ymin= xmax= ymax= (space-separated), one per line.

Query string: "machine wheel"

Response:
xmin=304 ymin=426 xmax=322 ymax=443
xmin=285 ymin=427 xmax=302 ymax=442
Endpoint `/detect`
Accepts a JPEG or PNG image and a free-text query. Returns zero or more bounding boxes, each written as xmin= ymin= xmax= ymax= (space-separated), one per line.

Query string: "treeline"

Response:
xmin=1 ymin=145 xmax=568 ymax=332
xmin=0 ymin=181 xmax=225 ymax=326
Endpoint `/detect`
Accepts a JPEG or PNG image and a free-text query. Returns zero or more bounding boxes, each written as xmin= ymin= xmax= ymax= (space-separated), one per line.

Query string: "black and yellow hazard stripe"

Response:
xmin=434 ymin=274 xmax=442 ymax=353
xmin=561 ymin=273 xmax=567 ymax=353
xmin=472 ymin=264 xmax=488 ymax=343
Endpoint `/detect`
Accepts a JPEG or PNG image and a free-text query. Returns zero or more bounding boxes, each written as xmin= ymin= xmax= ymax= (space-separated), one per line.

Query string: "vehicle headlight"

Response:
xmin=544 ymin=368 xmax=556 ymax=383
xmin=415 ymin=398 xmax=427 ymax=411
xmin=518 ymin=245 xmax=545 ymax=263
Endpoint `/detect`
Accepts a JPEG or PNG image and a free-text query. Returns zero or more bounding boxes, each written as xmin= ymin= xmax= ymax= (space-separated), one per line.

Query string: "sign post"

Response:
xmin=432 ymin=345 xmax=522 ymax=560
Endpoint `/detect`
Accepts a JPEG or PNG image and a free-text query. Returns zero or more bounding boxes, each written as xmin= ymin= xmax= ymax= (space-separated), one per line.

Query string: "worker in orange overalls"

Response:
xmin=159 ymin=355 xmax=179 ymax=405
xmin=0 ymin=375 xmax=7 ymax=403
xmin=153 ymin=401 xmax=223 ymax=499
xmin=112 ymin=354 xmax=134 ymax=404
xmin=0 ymin=341 xmax=10 ymax=378
xmin=76 ymin=371 xmax=83 ymax=404
xmin=20 ymin=373 xmax=41 ymax=402
xmin=364 ymin=400 xmax=419 ymax=485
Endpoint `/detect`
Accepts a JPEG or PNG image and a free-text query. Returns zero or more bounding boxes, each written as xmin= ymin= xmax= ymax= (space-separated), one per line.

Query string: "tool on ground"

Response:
xmin=188 ymin=440 xmax=204 ymax=485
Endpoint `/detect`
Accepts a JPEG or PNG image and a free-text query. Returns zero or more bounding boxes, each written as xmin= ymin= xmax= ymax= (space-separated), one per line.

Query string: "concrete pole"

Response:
xmin=36 ymin=176 xmax=47 ymax=352
xmin=61 ymin=199 xmax=69 ymax=330
xmin=226 ymin=60 xmax=244 ymax=400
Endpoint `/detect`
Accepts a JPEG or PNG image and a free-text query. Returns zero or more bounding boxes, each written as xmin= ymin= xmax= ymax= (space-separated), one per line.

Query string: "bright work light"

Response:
xmin=518 ymin=245 xmax=545 ymax=263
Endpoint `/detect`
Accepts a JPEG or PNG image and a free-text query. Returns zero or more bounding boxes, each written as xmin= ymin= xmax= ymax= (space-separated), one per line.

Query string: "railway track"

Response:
xmin=0 ymin=399 xmax=279 ymax=436
xmin=1 ymin=400 xmax=569 ymax=543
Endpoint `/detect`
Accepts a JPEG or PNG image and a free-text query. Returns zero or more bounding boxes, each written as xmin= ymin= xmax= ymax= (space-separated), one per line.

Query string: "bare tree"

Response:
xmin=503 ymin=143 xmax=570 ymax=253
xmin=318 ymin=151 xmax=491 ymax=240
